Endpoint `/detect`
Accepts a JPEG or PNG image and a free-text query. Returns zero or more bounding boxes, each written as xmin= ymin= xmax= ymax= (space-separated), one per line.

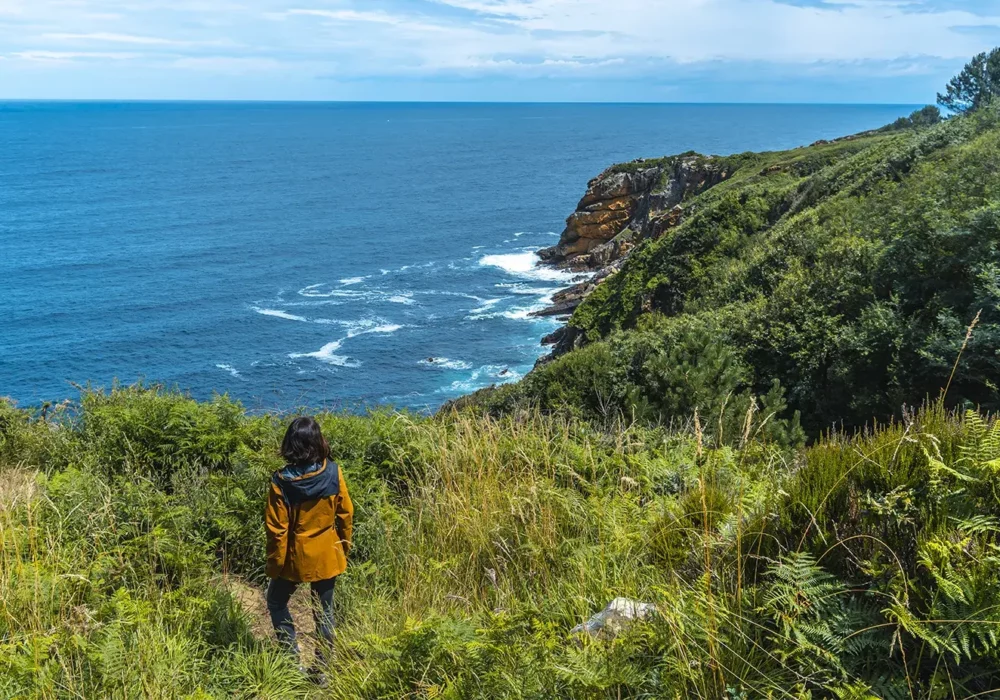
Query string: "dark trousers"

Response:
xmin=266 ymin=576 xmax=336 ymax=664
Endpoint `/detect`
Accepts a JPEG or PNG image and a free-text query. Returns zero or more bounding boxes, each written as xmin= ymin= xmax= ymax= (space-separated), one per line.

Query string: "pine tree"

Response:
xmin=938 ymin=47 xmax=1000 ymax=113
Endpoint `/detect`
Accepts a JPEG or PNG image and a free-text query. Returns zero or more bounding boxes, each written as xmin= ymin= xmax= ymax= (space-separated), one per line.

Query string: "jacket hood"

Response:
xmin=273 ymin=459 xmax=340 ymax=506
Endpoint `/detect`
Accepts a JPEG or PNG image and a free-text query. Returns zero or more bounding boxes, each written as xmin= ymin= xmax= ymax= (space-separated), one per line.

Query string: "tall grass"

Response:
xmin=3 ymin=386 xmax=1000 ymax=697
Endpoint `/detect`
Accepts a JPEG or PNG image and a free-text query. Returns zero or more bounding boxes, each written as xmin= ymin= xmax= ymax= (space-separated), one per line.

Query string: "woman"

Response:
xmin=265 ymin=416 xmax=353 ymax=685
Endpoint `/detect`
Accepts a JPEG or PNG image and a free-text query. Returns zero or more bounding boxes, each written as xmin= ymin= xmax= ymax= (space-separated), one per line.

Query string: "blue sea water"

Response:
xmin=0 ymin=102 xmax=916 ymax=412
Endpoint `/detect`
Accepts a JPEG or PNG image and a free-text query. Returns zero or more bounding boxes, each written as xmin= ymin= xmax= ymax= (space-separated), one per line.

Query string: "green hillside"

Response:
xmin=7 ymin=59 xmax=1000 ymax=699
xmin=479 ymin=105 xmax=1000 ymax=436
xmin=6 ymin=387 xmax=1000 ymax=698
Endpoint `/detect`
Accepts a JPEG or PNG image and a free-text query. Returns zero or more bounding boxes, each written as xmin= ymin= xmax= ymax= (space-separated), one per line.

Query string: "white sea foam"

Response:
xmin=289 ymin=339 xmax=357 ymax=367
xmin=469 ymin=298 xmax=503 ymax=315
xmin=420 ymin=357 xmax=473 ymax=370
xmin=296 ymin=287 xmax=376 ymax=301
xmin=497 ymin=282 xmax=561 ymax=298
xmin=252 ymin=307 xmax=310 ymax=323
xmin=215 ymin=363 xmax=242 ymax=378
xmin=414 ymin=290 xmax=484 ymax=303
xmin=298 ymin=281 xmax=418 ymax=306
xmin=446 ymin=365 xmax=522 ymax=392
xmin=467 ymin=301 xmax=550 ymax=322
xmin=478 ymin=251 xmax=579 ymax=283
xmin=289 ymin=319 xmax=403 ymax=367
xmin=298 ymin=285 xmax=371 ymax=300
xmin=284 ymin=299 xmax=346 ymax=307
xmin=503 ymin=307 xmax=535 ymax=320
xmin=344 ymin=320 xmax=403 ymax=337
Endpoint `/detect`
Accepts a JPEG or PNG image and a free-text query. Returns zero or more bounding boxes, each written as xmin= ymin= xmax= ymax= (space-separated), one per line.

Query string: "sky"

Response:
xmin=1 ymin=0 xmax=999 ymax=102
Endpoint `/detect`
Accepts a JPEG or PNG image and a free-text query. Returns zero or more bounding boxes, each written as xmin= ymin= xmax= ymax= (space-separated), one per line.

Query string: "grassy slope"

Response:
xmin=6 ymin=109 xmax=1000 ymax=700
xmin=488 ymin=108 xmax=1000 ymax=434
xmin=5 ymin=386 xmax=1000 ymax=698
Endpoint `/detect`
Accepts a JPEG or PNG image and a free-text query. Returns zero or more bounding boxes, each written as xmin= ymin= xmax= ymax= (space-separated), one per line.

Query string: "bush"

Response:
xmin=5 ymin=386 xmax=1000 ymax=696
xmin=520 ymin=102 xmax=1000 ymax=435
xmin=880 ymin=104 xmax=942 ymax=131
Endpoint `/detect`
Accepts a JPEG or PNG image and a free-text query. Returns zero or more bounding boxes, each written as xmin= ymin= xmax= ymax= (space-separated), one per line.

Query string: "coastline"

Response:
xmin=527 ymin=152 xmax=734 ymax=362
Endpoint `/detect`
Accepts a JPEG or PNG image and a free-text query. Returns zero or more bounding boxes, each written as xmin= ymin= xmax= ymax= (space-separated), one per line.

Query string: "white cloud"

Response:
xmin=285 ymin=9 xmax=409 ymax=25
xmin=173 ymin=55 xmax=282 ymax=72
xmin=45 ymin=32 xmax=187 ymax=45
xmin=2 ymin=0 xmax=999 ymax=96
xmin=423 ymin=0 xmax=1000 ymax=63
xmin=281 ymin=7 xmax=454 ymax=34
xmin=12 ymin=50 xmax=139 ymax=62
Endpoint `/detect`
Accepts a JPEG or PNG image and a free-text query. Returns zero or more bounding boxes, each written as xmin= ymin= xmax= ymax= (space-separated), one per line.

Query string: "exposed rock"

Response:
xmin=538 ymin=155 xmax=732 ymax=273
xmin=570 ymin=597 xmax=657 ymax=639
xmin=551 ymin=324 xmax=585 ymax=356
xmin=530 ymin=279 xmax=595 ymax=318
xmin=540 ymin=326 xmax=567 ymax=346
xmin=531 ymin=299 xmax=580 ymax=318
xmin=531 ymin=151 xmax=734 ymax=361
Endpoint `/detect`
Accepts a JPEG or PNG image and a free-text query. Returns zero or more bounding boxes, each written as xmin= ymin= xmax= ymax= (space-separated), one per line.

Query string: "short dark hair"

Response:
xmin=280 ymin=416 xmax=329 ymax=465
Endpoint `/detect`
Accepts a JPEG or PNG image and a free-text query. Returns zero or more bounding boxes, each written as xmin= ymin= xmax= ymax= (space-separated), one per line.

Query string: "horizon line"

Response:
xmin=0 ymin=98 xmax=928 ymax=107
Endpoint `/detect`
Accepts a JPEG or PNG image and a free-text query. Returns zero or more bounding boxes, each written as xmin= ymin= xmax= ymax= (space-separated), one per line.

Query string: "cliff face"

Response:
xmin=538 ymin=155 xmax=733 ymax=273
xmin=531 ymin=155 xmax=734 ymax=347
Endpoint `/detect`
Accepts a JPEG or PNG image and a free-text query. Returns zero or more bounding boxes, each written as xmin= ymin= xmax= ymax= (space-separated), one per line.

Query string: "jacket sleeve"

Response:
xmin=265 ymin=480 xmax=289 ymax=577
xmin=336 ymin=470 xmax=354 ymax=557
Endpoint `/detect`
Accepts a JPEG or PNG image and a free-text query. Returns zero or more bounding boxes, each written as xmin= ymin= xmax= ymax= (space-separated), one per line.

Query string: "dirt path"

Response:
xmin=0 ymin=468 xmax=37 ymax=514
xmin=225 ymin=575 xmax=321 ymax=664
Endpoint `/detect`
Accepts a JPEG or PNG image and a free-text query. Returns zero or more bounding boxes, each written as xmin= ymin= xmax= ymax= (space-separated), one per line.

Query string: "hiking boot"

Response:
xmin=306 ymin=666 xmax=328 ymax=688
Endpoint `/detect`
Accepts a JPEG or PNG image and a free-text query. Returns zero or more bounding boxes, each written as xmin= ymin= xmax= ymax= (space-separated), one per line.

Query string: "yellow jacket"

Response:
xmin=265 ymin=459 xmax=353 ymax=582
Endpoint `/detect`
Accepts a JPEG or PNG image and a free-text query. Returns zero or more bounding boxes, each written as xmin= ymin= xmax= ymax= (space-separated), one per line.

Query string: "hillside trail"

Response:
xmin=0 ymin=468 xmax=38 ymax=513
xmin=0 ymin=468 xmax=325 ymax=665
xmin=225 ymin=575 xmax=320 ymax=664
xmin=0 ymin=470 xmax=322 ymax=666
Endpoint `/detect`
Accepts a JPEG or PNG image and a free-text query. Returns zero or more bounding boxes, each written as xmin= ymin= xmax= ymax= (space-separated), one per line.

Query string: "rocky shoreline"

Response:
xmin=531 ymin=152 xmax=734 ymax=359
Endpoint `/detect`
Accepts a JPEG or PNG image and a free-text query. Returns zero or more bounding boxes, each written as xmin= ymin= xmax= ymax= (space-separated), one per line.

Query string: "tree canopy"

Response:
xmin=938 ymin=47 xmax=1000 ymax=113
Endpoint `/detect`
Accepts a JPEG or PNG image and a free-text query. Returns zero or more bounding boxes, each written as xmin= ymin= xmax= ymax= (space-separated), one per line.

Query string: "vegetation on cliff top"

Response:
xmin=477 ymin=102 xmax=1000 ymax=436
xmin=938 ymin=47 xmax=1000 ymax=114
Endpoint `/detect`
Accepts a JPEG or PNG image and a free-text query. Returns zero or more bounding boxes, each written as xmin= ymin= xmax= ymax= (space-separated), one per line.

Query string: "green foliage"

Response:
xmin=482 ymin=316 xmax=804 ymax=448
xmin=6 ymin=386 xmax=1000 ymax=696
xmin=76 ymin=383 xmax=267 ymax=488
xmin=502 ymin=104 xmax=1000 ymax=435
xmin=938 ymin=46 xmax=1000 ymax=114
xmin=880 ymin=105 xmax=942 ymax=132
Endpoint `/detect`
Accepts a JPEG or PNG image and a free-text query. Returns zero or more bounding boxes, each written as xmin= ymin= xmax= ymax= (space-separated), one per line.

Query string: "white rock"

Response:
xmin=571 ymin=597 xmax=656 ymax=638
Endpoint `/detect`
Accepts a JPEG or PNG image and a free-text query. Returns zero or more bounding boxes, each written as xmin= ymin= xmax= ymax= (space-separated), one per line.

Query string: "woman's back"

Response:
xmin=266 ymin=458 xmax=352 ymax=582
xmin=264 ymin=416 xmax=353 ymax=685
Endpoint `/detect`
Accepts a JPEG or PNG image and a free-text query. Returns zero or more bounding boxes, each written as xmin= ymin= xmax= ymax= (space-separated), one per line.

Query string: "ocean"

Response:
xmin=0 ymin=102 xmax=915 ymax=412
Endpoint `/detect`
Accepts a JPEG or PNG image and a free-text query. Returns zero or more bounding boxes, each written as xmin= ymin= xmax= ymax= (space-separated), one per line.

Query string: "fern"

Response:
xmin=959 ymin=410 xmax=1000 ymax=473
xmin=951 ymin=514 xmax=1000 ymax=535
xmin=761 ymin=553 xmax=855 ymax=678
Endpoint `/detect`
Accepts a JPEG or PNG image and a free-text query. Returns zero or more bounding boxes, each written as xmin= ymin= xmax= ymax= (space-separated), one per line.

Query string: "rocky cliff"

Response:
xmin=538 ymin=154 xmax=733 ymax=272
xmin=532 ymin=154 xmax=734 ymax=352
